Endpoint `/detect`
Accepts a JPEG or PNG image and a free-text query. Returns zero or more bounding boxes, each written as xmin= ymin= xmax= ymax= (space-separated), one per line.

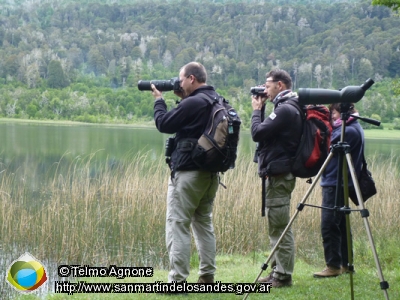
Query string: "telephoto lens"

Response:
xmin=138 ymin=79 xmax=174 ymax=91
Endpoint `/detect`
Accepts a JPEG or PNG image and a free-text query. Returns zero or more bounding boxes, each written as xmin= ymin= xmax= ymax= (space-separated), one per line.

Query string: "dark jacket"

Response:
xmin=154 ymin=85 xmax=218 ymax=171
xmin=320 ymin=118 xmax=364 ymax=187
xmin=251 ymin=91 xmax=303 ymax=177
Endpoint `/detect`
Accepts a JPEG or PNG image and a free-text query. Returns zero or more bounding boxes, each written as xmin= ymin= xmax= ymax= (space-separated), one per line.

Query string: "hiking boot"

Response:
xmin=269 ymin=276 xmax=292 ymax=288
xmin=341 ymin=266 xmax=355 ymax=274
xmin=257 ymin=271 xmax=274 ymax=283
xmin=313 ymin=266 xmax=342 ymax=278
xmin=197 ymin=274 xmax=214 ymax=283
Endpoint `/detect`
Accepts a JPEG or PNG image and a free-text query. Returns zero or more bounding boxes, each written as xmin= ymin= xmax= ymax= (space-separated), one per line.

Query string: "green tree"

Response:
xmin=131 ymin=47 xmax=142 ymax=60
xmin=358 ymin=58 xmax=374 ymax=81
xmin=26 ymin=103 xmax=38 ymax=118
xmin=372 ymin=0 xmax=400 ymax=11
xmin=47 ymin=60 xmax=69 ymax=88
xmin=388 ymin=51 xmax=400 ymax=77
xmin=2 ymin=55 xmax=19 ymax=80
xmin=393 ymin=117 xmax=400 ymax=129
xmin=88 ymin=48 xmax=107 ymax=76
xmin=393 ymin=78 xmax=400 ymax=96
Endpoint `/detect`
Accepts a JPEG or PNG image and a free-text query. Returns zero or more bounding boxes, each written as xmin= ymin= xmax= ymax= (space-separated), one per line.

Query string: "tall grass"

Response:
xmin=0 ymin=151 xmax=398 ymax=296
xmin=214 ymin=152 xmax=400 ymax=263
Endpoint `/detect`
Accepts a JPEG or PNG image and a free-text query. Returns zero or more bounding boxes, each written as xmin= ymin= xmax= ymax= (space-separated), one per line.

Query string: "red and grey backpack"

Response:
xmin=285 ymin=99 xmax=332 ymax=178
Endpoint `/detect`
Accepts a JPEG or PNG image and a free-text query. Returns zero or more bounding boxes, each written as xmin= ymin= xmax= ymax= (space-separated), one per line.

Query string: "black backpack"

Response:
xmin=190 ymin=93 xmax=241 ymax=173
xmin=286 ymin=100 xmax=332 ymax=178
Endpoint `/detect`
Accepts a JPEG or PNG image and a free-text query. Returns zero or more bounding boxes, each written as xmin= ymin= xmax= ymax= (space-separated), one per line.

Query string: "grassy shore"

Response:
xmin=364 ymin=127 xmax=400 ymax=139
xmin=1 ymin=152 xmax=398 ymax=299
xmin=14 ymin=255 xmax=399 ymax=300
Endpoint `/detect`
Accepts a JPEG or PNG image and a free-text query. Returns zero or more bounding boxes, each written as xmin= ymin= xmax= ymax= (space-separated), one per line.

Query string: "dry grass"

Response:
xmin=0 ymin=151 xmax=398 ymax=272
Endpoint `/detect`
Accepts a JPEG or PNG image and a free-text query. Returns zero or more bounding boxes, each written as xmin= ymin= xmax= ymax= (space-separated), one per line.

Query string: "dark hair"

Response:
xmin=329 ymin=103 xmax=357 ymax=114
xmin=182 ymin=62 xmax=207 ymax=83
xmin=266 ymin=69 xmax=292 ymax=89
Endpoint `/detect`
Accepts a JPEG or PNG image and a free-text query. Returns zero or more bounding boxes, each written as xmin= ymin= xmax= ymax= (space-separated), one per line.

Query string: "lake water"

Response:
xmin=1 ymin=121 xmax=399 ymax=165
xmin=0 ymin=121 xmax=398 ymax=196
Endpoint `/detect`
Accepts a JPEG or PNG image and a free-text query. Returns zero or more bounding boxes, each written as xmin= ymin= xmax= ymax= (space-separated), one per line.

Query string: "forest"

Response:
xmin=0 ymin=0 xmax=399 ymax=128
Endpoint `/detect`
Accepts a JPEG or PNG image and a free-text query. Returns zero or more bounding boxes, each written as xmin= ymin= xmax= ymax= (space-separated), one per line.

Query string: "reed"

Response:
xmin=223 ymin=152 xmax=400 ymax=268
xmin=0 ymin=151 xmax=398 ymax=275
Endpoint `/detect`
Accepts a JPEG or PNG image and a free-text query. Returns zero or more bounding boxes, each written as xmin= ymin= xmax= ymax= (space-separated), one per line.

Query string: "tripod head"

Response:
xmin=338 ymin=102 xmax=381 ymax=128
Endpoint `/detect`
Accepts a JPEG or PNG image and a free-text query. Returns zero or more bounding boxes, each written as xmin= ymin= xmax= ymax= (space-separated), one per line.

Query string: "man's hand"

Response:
xmin=173 ymin=89 xmax=184 ymax=99
xmin=151 ymin=84 xmax=163 ymax=99
xmin=252 ymin=95 xmax=267 ymax=110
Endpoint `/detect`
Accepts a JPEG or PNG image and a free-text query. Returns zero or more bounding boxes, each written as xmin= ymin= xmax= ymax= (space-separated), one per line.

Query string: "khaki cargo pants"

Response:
xmin=265 ymin=173 xmax=296 ymax=280
xmin=166 ymin=170 xmax=219 ymax=282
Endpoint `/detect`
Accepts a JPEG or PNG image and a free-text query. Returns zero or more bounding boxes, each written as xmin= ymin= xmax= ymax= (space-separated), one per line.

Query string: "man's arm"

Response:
xmin=251 ymin=104 xmax=293 ymax=142
xmin=151 ymin=83 xmax=195 ymax=134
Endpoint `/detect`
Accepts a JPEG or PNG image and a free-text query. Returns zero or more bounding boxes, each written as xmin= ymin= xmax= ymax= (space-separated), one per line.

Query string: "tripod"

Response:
xmin=244 ymin=104 xmax=389 ymax=300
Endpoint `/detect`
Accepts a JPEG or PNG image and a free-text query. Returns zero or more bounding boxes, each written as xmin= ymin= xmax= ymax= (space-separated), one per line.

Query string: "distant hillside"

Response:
xmin=0 ymin=0 xmax=399 ymax=126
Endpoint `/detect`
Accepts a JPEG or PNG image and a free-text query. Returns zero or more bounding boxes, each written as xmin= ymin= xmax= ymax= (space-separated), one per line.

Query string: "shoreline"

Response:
xmin=0 ymin=117 xmax=155 ymax=129
xmin=0 ymin=118 xmax=398 ymax=139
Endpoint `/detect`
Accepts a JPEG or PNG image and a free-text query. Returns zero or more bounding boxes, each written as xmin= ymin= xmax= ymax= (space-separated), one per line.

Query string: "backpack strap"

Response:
xmin=352 ymin=123 xmax=367 ymax=166
xmin=196 ymin=92 xmax=219 ymax=135
xmin=262 ymin=176 xmax=266 ymax=217
xmin=197 ymin=92 xmax=219 ymax=105
xmin=283 ymin=98 xmax=306 ymax=141
xmin=282 ymin=98 xmax=306 ymax=158
xmin=285 ymin=98 xmax=306 ymax=121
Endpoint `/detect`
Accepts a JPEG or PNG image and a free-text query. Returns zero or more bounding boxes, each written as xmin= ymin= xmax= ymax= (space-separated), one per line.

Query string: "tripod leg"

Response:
xmin=346 ymin=153 xmax=390 ymax=300
xmin=243 ymin=152 xmax=335 ymax=300
xmin=341 ymin=155 xmax=355 ymax=300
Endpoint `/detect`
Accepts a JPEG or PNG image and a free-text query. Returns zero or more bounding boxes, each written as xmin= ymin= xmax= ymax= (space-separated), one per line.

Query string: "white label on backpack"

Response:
xmin=269 ymin=112 xmax=277 ymax=120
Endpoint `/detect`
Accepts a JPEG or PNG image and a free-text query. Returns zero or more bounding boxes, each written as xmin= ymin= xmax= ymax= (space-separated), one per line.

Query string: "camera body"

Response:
xmin=250 ymin=87 xmax=267 ymax=97
xmin=138 ymin=77 xmax=181 ymax=92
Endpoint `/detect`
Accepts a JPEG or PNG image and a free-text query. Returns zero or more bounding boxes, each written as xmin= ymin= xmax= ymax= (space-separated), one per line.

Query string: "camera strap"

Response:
xmin=260 ymin=95 xmax=267 ymax=217
xmin=262 ymin=176 xmax=266 ymax=217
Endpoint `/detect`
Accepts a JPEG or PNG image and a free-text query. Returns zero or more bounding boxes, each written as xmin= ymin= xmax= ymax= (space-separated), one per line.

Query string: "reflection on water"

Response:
xmin=366 ymin=138 xmax=400 ymax=158
xmin=1 ymin=122 xmax=165 ymax=162
xmin=1 ymin=122 xmax=398 ymax=166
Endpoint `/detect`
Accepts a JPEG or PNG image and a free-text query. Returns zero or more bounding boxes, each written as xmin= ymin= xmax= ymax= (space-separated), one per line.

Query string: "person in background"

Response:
xmin=314 ymin=103 xmax=364 ymax=278
xmin=251 ymin=69 xmax=303 ymax=288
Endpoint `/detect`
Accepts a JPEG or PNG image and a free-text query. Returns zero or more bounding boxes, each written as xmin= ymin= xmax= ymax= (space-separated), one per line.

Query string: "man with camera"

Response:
xmin=251 ymin=69 xmax=303 ymax=288
xmin=150 ymin=62 xmax=219 ymax=285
